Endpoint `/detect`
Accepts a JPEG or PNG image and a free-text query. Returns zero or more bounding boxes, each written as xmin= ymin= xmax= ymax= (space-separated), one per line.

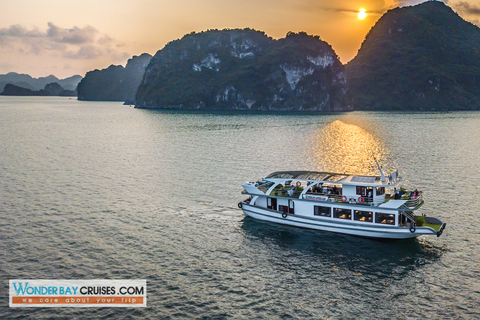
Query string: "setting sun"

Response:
xmin=358 ymin=8 xmax=367 ymax=20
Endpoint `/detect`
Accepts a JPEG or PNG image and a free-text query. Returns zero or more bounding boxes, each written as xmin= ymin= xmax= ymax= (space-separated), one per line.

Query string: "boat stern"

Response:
xmin=421 ymin=216 xmax=446 ymax=237
xmin=436 ymin=222 xmax=447 ymax=237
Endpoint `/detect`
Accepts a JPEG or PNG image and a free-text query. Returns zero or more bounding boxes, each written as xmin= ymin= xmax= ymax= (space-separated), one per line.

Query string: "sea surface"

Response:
xmin=1 ymin=96 xmax=479 ymax=319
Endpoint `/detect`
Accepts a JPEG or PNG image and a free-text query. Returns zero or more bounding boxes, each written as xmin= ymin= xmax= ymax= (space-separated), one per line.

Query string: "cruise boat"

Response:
xmin=239 ymin=167 xmax=446 ymax=239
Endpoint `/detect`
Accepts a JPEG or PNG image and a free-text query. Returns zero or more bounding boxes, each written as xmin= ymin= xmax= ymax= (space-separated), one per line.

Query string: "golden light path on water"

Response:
xmin=310 ymin=119 xmax=390 ymax=175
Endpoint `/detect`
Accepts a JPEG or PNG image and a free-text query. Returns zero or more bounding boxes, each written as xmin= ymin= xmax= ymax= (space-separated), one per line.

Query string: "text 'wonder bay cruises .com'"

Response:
xmin=9 ymin=279 xmax=147 ymax=307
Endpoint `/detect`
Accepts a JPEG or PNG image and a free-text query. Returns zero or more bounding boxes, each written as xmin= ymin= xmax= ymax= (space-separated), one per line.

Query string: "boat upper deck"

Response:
xmin=243 ymin=170 xmax=423 ymax=211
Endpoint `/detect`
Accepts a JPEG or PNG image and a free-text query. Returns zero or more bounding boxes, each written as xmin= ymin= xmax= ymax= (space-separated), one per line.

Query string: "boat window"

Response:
xmin=288 ymin=199 xmax=295 ymax=214
xmin=314 ymin=206 xmax=331 ymax=217
xmin=375 ymin=212 xmax=395 ymax=225
xmin=333 ymin=208 xmax=352 ymax=220
xmin=356 ymin=186 xmax=366 ymax=195
xmin=376 ymin=187 xmax=385 ymax=196
xmin=267 ymin=197 xmax=277 ymax=210
xmin=354 ymin=210 xmax=373 ymax=222
xmin=278 ymin=205 xmax=288 ymax=213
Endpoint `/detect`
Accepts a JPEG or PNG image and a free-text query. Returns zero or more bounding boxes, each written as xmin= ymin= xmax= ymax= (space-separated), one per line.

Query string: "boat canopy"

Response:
xmin=266 ymin=171 xmax=348 ymax=183
xmin=265 ymin=170 xmax=400 ymax=187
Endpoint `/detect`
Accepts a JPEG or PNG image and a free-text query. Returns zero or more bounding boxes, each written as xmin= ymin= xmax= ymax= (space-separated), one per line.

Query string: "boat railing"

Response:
xmin=269 ymin=188 xmax=304 ymax=198
xmin=402 ymin=211 xmax=416 ymax=223
xmin=263 ymin=188 xmax=375 ymax=205
xmin=302 ymin=190 xmax=372 ymax=202
xmin=390 ymin=191 xmax=423 ymax=209
xmin=331 ymin=194 xmax=374 ymax=205
xmin=404 ymin=192 xmax=423 ymax=208
xmin=302 ymin=193 xmax=375 ymax=206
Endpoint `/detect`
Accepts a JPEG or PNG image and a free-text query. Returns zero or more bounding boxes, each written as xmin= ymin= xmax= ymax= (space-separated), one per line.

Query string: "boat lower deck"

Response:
xmin=240 ymin=202 xmax=440 ymax=239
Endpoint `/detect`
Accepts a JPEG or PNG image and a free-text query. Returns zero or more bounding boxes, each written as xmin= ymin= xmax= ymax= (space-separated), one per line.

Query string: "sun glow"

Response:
xmin=358 ymin=8 xmax=367 ymax=20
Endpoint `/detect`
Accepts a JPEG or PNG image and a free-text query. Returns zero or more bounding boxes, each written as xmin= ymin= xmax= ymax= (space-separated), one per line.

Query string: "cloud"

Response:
xmin=47 ymin=22 xmax=98 ymax=44
xmin=453 ymin=1 xmax=480 ymax=15
xmin=63 ymin=45 xmax=104 ymax=59
xmin=0 ymin=24 xmax=43 ymax=38
xmin=97 ymin=34 xmax=114 ymax=45
xmin=0 ymin=23 xmax=128 ymax=60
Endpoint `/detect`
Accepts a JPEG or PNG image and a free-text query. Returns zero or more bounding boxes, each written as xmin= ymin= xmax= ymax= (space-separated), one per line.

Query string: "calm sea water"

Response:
xmin=1 ymin=96 xmax=479 ymax=319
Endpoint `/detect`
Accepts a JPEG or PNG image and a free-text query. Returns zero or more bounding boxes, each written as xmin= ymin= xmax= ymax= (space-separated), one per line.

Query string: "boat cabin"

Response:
xmin=242 ymin=170 xmax=423 ymax=227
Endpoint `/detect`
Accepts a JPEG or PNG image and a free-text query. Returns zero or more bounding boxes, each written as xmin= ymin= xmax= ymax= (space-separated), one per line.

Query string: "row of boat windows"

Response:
xmin=314 ymin=205 xmax=395 ymax=225
xmin=356 ymin=186 xmax=385 ymax=196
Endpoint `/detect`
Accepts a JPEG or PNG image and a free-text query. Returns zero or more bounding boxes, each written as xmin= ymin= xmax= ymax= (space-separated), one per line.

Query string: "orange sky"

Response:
xmin=0 ymin=0 xmax=478 ymax=78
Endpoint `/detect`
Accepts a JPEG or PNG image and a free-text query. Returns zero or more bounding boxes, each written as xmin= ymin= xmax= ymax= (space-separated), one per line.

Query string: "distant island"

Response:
xmin=0 ymin=73 xmax=82 ymax=93
xmin=1 ymin=82 xmax=76 ymax=97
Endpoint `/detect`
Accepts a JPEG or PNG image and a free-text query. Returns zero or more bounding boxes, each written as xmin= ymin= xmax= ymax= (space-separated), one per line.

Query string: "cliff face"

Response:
xmin=123 ymin=54 xmax=153 ymax=104
xmin=77 ymin=53 xmax=152 ymax=102
xmin=135 ymin=29 xmax=350 ymax=111
xmin=346 ymin=1 xmax=480 ymax=111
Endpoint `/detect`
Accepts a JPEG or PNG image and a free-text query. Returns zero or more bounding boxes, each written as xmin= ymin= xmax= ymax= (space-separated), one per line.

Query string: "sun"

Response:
xmin=358 ymin=8 xmax=367 ymax=20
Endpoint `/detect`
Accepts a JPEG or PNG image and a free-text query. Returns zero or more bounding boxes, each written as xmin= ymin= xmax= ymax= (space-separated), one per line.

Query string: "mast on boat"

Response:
xmin=374 ymin=157 xmax=386 ymax=182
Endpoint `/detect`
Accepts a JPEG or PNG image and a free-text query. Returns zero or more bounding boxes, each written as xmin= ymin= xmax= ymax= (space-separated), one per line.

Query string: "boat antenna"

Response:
xmin=374 ymin=157 xmax=386 ymax=182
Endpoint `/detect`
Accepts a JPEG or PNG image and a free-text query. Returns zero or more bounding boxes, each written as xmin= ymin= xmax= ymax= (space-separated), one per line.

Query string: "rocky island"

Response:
xmin=135 ymin=29 xmax=350 ymax=111
xmin=346 ymin=1 xmax=480 ymax=111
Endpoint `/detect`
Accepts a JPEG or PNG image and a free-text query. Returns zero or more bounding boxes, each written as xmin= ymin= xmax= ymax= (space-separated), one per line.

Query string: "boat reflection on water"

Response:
xmin=310 ymin=120 xmax=390 ymax=175
xmin=240 ymin=217 xmax=444 ymax=281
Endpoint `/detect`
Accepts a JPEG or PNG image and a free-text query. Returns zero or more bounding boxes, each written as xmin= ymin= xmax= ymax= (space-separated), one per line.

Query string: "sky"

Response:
xmin=0 ymin=0 xmax=479 ymax=79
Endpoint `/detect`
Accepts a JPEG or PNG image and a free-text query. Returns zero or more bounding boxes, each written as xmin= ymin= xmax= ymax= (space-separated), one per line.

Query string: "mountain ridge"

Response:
xmin=0 ymin=82 xmax=76 ymax=96
xmin=0 ymin=73 xmax=82 ymax=92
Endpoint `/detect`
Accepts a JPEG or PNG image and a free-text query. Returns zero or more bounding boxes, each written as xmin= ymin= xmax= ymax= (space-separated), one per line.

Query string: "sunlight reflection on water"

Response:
xmin=311 ymin=120 xmax=389 ymax=175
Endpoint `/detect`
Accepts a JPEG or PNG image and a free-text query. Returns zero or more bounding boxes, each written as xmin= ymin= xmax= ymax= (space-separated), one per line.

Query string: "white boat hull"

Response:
xmin=241 ymin=203 xmax=437 ymax=239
